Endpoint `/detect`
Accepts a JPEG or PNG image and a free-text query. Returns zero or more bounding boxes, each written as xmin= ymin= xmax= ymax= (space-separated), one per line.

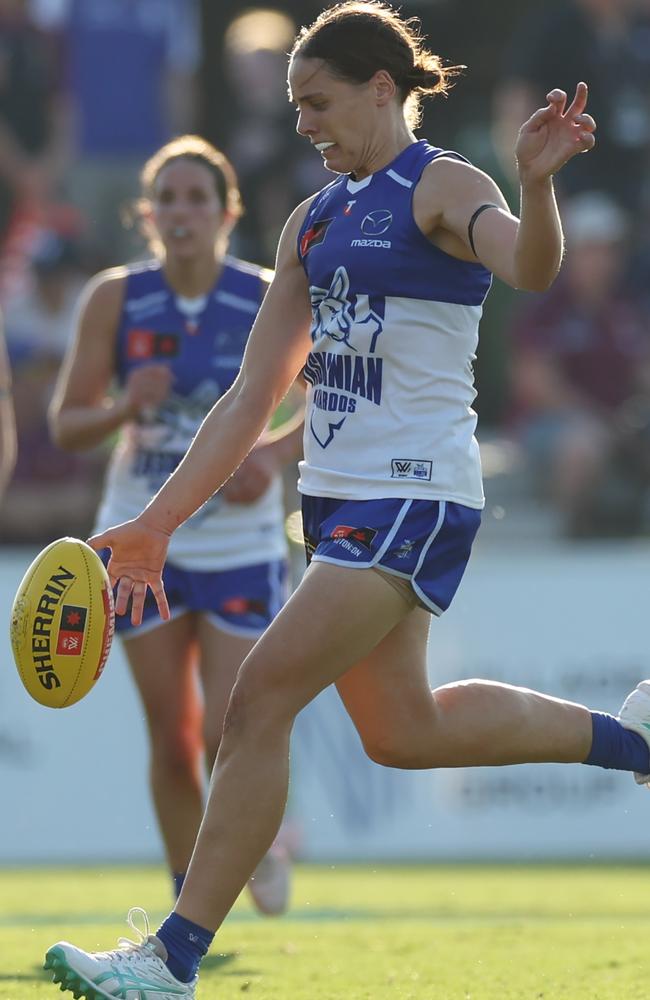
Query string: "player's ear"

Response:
xmin=373 ymin=70 xmax=397 ymax=108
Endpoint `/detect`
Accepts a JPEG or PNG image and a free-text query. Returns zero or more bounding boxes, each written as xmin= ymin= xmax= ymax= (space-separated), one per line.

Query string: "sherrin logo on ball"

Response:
xmin=9 ymin=537 xmax=115 ymax=708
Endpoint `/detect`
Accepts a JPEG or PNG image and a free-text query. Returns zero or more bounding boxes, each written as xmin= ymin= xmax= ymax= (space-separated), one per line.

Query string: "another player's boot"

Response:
xmin=247 ymin=840 xmax=291 ymax=915
xmin=617 ymin=680 xmax=650 ymax=786
xmin=44 ymin=907 xmax=196 ymax=999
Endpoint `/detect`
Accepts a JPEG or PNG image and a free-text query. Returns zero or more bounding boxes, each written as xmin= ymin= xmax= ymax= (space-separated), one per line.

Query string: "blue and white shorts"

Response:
xmin=301 ymin=495 xmax=481 ymax=615
xmin=99 ymin=552 xmax=289 ymax=639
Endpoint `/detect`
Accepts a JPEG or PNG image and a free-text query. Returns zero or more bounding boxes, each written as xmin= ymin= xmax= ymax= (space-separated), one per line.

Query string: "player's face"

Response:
xmin=151 ymin=159 xmax=226 ymax=260
xmin=289 ymin=56 xmax=384 ymax=177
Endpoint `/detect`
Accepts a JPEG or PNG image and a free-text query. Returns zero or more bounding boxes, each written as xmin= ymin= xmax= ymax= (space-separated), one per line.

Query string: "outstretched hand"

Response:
xmin=516 ymin=82 xmax=596 ymax=182
xmin=88 ymin=517 xmax=171 ymax=625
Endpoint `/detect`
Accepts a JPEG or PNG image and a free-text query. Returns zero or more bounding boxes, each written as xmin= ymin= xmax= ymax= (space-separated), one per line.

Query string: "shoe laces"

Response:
xmin=94 ymin=908 xmax=162 ymax=967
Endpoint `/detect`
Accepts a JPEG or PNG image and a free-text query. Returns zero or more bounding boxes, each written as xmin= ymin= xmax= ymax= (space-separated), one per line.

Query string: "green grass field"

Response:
xmin=2 ymin=863 xmax=649 ymax=999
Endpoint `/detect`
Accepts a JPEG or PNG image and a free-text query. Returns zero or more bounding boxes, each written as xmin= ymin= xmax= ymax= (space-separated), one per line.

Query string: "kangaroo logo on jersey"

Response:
xmin=305 ymin=266 xmax=385 ymax=448
xmin=300 ymin=218 xmax=334 ymax=257
xmin=309 ymin=266 xmax=383 ymax=353
xmin=360 ymin=209 xmax=393 ymax=236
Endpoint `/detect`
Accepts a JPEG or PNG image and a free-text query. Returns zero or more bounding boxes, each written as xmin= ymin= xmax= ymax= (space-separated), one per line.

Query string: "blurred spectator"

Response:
xmin=509 ymin=192 xmax=650 ymax=537
xmin=2 ymin=228 xmax=86 ymax=355
xmin=31 ymin=0 xmax=201 ymax=264
xmin=0 ymin=228 xmax=103 ymax=541
xmin=493 ymin=0 xmax=650 ymax=217
xmin=0 ymin=0 xmax=67 ymax=245
xmin=0 ymin=312 xmax=16 ymax=499
xmin=220 ymin=7 xmax=328 ymax=265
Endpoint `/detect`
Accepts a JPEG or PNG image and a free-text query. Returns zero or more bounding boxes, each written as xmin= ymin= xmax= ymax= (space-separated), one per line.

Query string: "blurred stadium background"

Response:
xmin=2 ymin=0 xmax=650 ymax=870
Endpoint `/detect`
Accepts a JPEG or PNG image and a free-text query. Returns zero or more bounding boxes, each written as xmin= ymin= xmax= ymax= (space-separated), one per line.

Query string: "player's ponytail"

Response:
xmin=291 ymin=1 xmax=464 ymax=128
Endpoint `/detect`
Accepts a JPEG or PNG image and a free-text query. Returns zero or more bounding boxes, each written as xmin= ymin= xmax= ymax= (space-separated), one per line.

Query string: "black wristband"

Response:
xmin=468 ymin=203 xmax=499 ymax=257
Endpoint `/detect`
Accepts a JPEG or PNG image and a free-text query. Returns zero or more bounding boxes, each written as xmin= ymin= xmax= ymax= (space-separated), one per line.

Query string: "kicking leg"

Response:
xmin=337 ymin=594 xmax=648 ymax=772
xmin=175 ymin=561 xmax=414 ymax=932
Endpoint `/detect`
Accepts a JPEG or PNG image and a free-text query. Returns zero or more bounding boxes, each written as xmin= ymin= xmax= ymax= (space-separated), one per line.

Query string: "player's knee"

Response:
xmin=222 ymin=668 xmax=290 ymax=743
xmin=362 ymin=731 xmax=425 ymax=769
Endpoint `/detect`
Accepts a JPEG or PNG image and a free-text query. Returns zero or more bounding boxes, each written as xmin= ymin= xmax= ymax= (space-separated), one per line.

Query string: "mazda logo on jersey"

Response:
xmin=361 ymin=210 xmax=393 ymax=236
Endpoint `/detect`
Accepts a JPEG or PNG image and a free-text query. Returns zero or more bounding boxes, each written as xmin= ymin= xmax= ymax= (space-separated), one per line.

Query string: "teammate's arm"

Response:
xmin=89 ymin=199 xmax=313 ymax=621
xmin=49 ymin=270 xmax=172 ymax=450
xmin=415 ymin=83 xmax=596 ymax=292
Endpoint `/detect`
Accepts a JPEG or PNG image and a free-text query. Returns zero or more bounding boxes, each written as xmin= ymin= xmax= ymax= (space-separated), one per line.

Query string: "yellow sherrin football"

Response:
xmin=9 ymin=537 xmax=115 ymax=708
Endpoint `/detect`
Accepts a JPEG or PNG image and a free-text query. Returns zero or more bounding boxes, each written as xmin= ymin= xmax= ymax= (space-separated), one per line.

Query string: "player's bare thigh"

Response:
xmin=225 ymin=560 xmax=415 ymax=730
xmin=121 ymin=612 xmax=202 ymax=749
xmin=336 ymin=605 xmax=438 ymax=766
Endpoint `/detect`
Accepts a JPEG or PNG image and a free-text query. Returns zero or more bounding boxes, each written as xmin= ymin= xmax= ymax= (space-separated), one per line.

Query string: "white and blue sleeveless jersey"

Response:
xmin=94 ymin=257 xmax=288 ymax=571
xmin=296 ymin=140 xmax=491 ymax=508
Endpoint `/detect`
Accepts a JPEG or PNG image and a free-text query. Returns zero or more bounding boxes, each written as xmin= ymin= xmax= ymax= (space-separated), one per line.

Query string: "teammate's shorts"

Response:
xmin=99 ymin=552 xmax=289 ymax=639
xmin=301 ymin=495 xmax=481 ymax=616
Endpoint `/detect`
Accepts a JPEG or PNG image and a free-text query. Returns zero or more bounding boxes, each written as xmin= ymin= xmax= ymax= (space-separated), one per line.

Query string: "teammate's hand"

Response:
xmin=87 ymin=516 xmax=171 ymax=625
xmin=120 ymin=364 xmax=173 ymax=420
xmin=515 ymin=82 xmax=596 ymax=182
xmin=221 ymin=445 xmax=279 ymax=503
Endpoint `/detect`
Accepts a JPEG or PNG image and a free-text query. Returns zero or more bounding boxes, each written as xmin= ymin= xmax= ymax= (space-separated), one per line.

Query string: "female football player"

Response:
xmin=46 ymin=5 xmax=650 ymax=998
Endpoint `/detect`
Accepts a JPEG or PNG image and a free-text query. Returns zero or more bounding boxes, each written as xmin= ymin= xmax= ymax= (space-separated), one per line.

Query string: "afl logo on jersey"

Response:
xmin=361 ymin=210 xmax=393 ymax=236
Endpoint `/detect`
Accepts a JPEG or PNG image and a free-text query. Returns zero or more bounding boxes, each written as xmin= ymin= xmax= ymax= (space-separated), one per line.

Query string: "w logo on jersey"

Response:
xmin=310 ymin=266 xmax=384 ymax=354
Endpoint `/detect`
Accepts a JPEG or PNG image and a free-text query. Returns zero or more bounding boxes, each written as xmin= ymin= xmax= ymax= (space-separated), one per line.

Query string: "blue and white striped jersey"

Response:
xmin=94 ymin=256 xmax=288 ymax=570
xmin=296 ymin=140 xmax=491 ymax=508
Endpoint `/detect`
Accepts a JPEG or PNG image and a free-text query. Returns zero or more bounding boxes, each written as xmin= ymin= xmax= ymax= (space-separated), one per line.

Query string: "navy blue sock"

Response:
xmin=156 ymin=911 xmax=214 ymax=984
xmin=583 ymin=711 xmax=650 ymax=772
xmin=172 ymin=872 xmax=185 ymax=900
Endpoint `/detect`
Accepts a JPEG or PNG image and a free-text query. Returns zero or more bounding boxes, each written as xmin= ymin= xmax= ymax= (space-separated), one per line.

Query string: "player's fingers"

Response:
xmin=150 ymin=581 xmax=170 ymax=622
xmin=130 ymin=581 xmax=148 ymax=627
xmin=546 ymin=88 xmax=568 ymax=114
xmin=115 ymin=576 xmax=134 ymax=617
xmin=87 ymin=530 xmax=110 ymax=552
xmin=565 ymin=81 xmax=588 ymax=118
xmin=577 ymin=131 xmax=596 ymax=152
xmin=522 ymin=104 xmax=558 ymax=131
xmin=574 ymin=113 xmax=596 ymax=131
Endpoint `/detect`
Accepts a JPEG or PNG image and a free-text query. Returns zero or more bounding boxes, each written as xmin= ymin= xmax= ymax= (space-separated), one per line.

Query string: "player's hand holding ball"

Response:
xmin=516 ymin=81 xmax=596 ymax=181
xmin=88 ymin=515 xmax=172 ymax=625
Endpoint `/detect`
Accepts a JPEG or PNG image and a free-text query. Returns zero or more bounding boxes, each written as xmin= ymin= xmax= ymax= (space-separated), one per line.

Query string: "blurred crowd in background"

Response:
xmin=1 ymin=0 xmax=650 ymax=544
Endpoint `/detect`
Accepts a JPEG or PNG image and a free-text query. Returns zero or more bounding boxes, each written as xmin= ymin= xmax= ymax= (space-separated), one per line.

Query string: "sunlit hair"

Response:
xmin=224 ymin=7 xmax=295 ymax=55
xmin=291 ymin=0 xmax=464 ymax=129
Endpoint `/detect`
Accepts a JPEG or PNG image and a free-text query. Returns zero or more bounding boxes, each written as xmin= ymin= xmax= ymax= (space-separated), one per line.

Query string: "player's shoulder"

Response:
xmin=224 ymin=254 xmax=274 ymax=284
xmin=79 ymin=265 xmax=130 ymax=314
xmin=418 ymin=152 xmax=495 ymax=201
xmin=223 ymin=254 xmax=274 ymax=295
xmin=289 ymin=181 xmax=344 ymax=240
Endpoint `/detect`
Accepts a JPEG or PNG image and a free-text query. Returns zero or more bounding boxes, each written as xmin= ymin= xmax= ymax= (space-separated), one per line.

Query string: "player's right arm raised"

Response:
xmin=89 ymin=200 xmax=313 ymax=623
